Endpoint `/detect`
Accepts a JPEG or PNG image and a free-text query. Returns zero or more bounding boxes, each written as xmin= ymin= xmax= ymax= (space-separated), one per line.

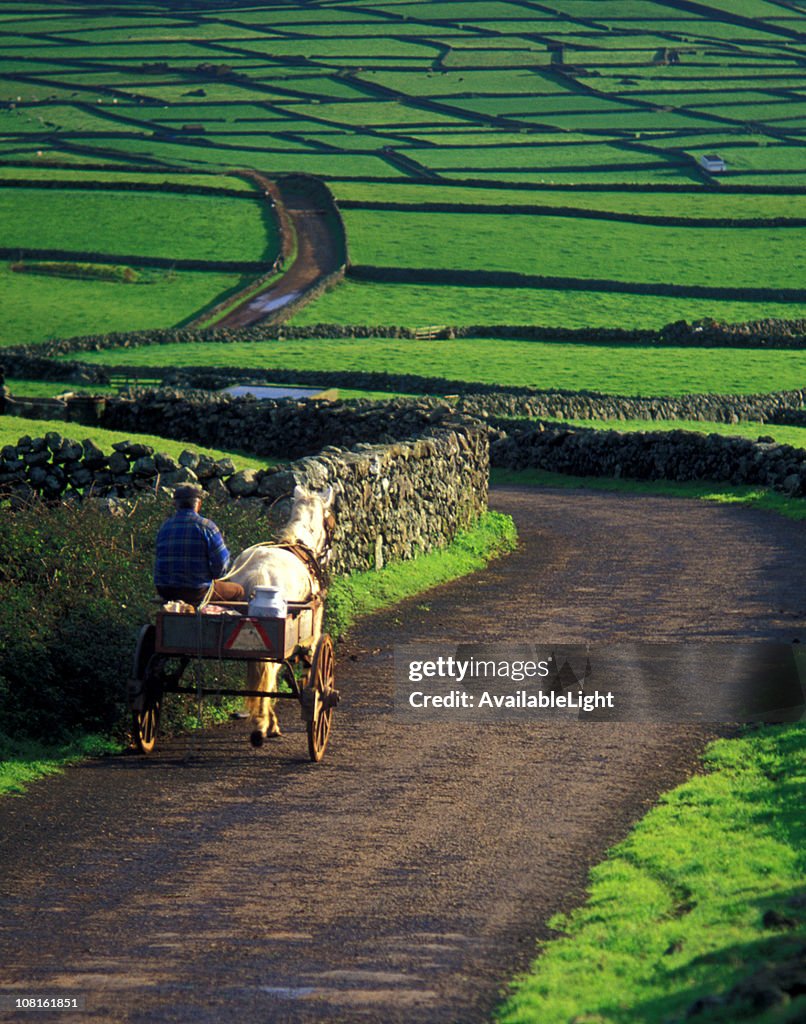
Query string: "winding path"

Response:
xmin=0 ymin=487 xmax=804 ymax=1023
xmin=213 ymin=175 xmax=345 ymax=329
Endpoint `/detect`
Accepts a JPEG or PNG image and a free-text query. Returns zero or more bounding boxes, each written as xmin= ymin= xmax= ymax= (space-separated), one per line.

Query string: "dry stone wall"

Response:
xmin=292 ymin=426 xmax=488 ymax=574
xmin=0 ymin=410 xmax=489 ymax=575
xmin=492 ymin=424 xmax=806 ymax=496
xmin=97 ymin=391 xmax=469 ymax=461
xmin=4 ymin=392 xmax=804 ymax=568
xmin=8 ymin=369 xmax=804 ymax=431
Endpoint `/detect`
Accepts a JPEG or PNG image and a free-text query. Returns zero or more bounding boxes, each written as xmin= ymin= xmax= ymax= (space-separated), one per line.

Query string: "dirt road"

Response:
xmin=214 ymin=176 xmax=344 ymax=330
xmin=1 ymin=487 xmax=803 ymax=1023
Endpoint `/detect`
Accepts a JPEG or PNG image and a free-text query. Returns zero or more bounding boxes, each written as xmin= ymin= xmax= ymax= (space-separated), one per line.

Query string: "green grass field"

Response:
xmin=0 ymin=263 xmax=250 ymax=346
xmin=0 ymin=187 xmax=274 ymax=263
xmin=66 ymin=338 xmax=806 ymax=397
xmin=332 ymin=181 xmax=802 ymax=219
xmin=1 ymin=0 xmax=803 ymax=334
xmin=291 ymin=280 xmax=806 ymax=330
xmin=343 ymin=209 xmax=804 ymax=290
xmin=556 ymin=418 xmax=806 ymax=452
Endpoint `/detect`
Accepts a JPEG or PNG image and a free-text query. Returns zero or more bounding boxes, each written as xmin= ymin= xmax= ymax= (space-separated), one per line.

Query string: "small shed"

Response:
xmin=698 ymin=153 xmax=727 ymax=173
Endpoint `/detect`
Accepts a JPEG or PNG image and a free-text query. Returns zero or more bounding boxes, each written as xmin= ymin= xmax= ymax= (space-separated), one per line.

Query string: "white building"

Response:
xmin=698 ymin=153 xmax=727 ymax=173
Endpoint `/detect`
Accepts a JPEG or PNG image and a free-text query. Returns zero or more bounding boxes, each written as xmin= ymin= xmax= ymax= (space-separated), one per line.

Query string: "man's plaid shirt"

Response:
xmin=154 ymin=509 xmax=230 ymax=589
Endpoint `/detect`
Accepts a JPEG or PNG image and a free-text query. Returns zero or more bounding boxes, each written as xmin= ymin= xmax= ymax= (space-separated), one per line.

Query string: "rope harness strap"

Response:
xmin=272 ymin=542 xmax=329 ymax=599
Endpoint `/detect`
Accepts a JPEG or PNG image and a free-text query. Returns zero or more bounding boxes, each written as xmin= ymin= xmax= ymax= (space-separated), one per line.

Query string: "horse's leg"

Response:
xmin=246 ymin=661 xmax=281 ymax=747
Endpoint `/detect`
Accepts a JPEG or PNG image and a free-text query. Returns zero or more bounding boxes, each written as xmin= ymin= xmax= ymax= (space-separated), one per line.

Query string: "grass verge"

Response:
xmin=325 ymin=510 xmax=518 ymax=638
xmin=490 ymin=468 xmax=806 ymax=522
xmin=496 ymin=723 xmax=806 ymax=1024
xmin=0 ymin=733 xmax=120 ymax=797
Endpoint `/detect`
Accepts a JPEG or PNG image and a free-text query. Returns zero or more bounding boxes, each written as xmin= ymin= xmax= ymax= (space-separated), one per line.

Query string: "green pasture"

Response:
xmin=5 ymin=378 xmax=402 ymax=403
xmin=295 ymin=131 xmax=412 ymax=153
xmin=355 ymin=69 xmax=578 ymax=97
xmin=525 ymin=109 xmax=724 ymax=132
xmin=80 ymin=134 xmax=406 ymax=177
xmin=694 ymin=98 xmax=806 ymax=122
xmin=0 ymin=166 xmax=256 ymax=190
xmin=640 ymin=89 xmax=788 ymax=108
xmin=186 ymin=133 xmax=316 ymax=153
xmin=221 ymin=35 xmax=441 ymax=61
xmin=0 ymin=188 xmax=275 ymax=263
xmin=595 ymin=72 xmax=806 ymax=93
xmin=9 ymin=42 xmax=221 ymax=62
xmin=444 ymin=94 xmax=645 ymax=119
xmin=394 ymin=130 xmax=591 ymax=148
xmin=0 ymin=1 xmax=803 ymax=339
xmin=446 ymin=169 xmax=701 ymax=186
xmin=660 ymin=0 xmax=790 ymax=15
xmin=732 ymin=173 xmax=806 ymax=187
xmin=378 ymin=1 xmax=538 ymax=19
xmin=114 ymin=103 xmax=290 ymax=125
xmin=1 ymin=104 xmax=146 ymax=134
xmin=292 ymin=279 xmax=806 ymax=331
xmin=441 ymin=46 xmax=551 ymax=68
xmin=64 ymin=23 xmax=273 ymax=43
xmin=408 ymin=143 xmax=667 ymax=171
xmin=330 ymin=181 xmax=803 ymax=220
xmin=279 ymin=100 xmax=466 ymax=128
xmin=66 ymin=338 xmax=806 ymax=398
xmin=699 ymin=145 xmax=806 ymax=173
xmin=6 ymin=380 xmax=117 ymax=398
xmin=0 ymin=264 xmax=248 ymax=347
xmin=343 ymin=209 xmax=805 ymax=291
xmin=0 ymin=416 xmax=277 ymax=473
xmin=641 ymin=131 xmax=790 ymax=152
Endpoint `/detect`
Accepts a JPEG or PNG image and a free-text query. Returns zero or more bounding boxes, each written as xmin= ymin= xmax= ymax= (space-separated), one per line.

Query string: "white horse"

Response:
xmin=225 ymin=484 xmax=335 ymax=746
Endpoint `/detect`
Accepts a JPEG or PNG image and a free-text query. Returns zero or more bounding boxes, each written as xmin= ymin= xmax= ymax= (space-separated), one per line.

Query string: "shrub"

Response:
xmin=10 ymin=261 xmax=140 ymax=284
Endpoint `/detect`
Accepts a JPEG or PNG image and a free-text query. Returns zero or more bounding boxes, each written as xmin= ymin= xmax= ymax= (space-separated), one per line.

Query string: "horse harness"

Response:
xmin=273 ymin=541 xmax=329 ymax=599
xmin=273 ymin=508 xmax=336 ymax=600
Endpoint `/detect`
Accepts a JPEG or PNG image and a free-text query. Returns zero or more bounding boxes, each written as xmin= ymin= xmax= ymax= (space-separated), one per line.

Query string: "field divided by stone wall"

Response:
xmin=0 ymin=0 xmax=804 ymax=345
xmin=1 ymin=0 xmax=804 ymax=505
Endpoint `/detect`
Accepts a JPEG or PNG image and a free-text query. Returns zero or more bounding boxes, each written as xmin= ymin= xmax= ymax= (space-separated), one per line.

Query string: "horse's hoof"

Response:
xmin=250 ymin=730 xmax=265 ymax=748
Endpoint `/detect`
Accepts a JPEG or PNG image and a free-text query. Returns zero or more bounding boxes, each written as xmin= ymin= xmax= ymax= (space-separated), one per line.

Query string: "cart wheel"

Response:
xmin=132 ymin=681 xmax=161 ymax=755
xmin=306 ymin=633 xmax=338 ymax=763
xmin=130 ymin=625 xmax=163 ymax=755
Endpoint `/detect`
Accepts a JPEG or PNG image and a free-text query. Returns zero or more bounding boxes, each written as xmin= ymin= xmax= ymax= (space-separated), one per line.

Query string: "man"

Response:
xmin=154 ymin=483 xmax=244 ymax=606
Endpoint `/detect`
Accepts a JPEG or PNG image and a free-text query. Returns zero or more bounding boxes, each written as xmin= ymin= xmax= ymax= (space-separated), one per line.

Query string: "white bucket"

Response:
xmin=248 ymin=586 xmax=287 ymax=618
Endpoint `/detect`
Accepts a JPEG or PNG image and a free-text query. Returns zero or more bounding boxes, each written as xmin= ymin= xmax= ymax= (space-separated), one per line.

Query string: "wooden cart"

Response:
xmin=129 ymin=598 xmax=339 ymax=762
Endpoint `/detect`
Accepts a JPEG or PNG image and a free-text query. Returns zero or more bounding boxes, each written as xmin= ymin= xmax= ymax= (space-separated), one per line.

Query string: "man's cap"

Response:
xmin=173 ymin=483 xmax=204 ymax=501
